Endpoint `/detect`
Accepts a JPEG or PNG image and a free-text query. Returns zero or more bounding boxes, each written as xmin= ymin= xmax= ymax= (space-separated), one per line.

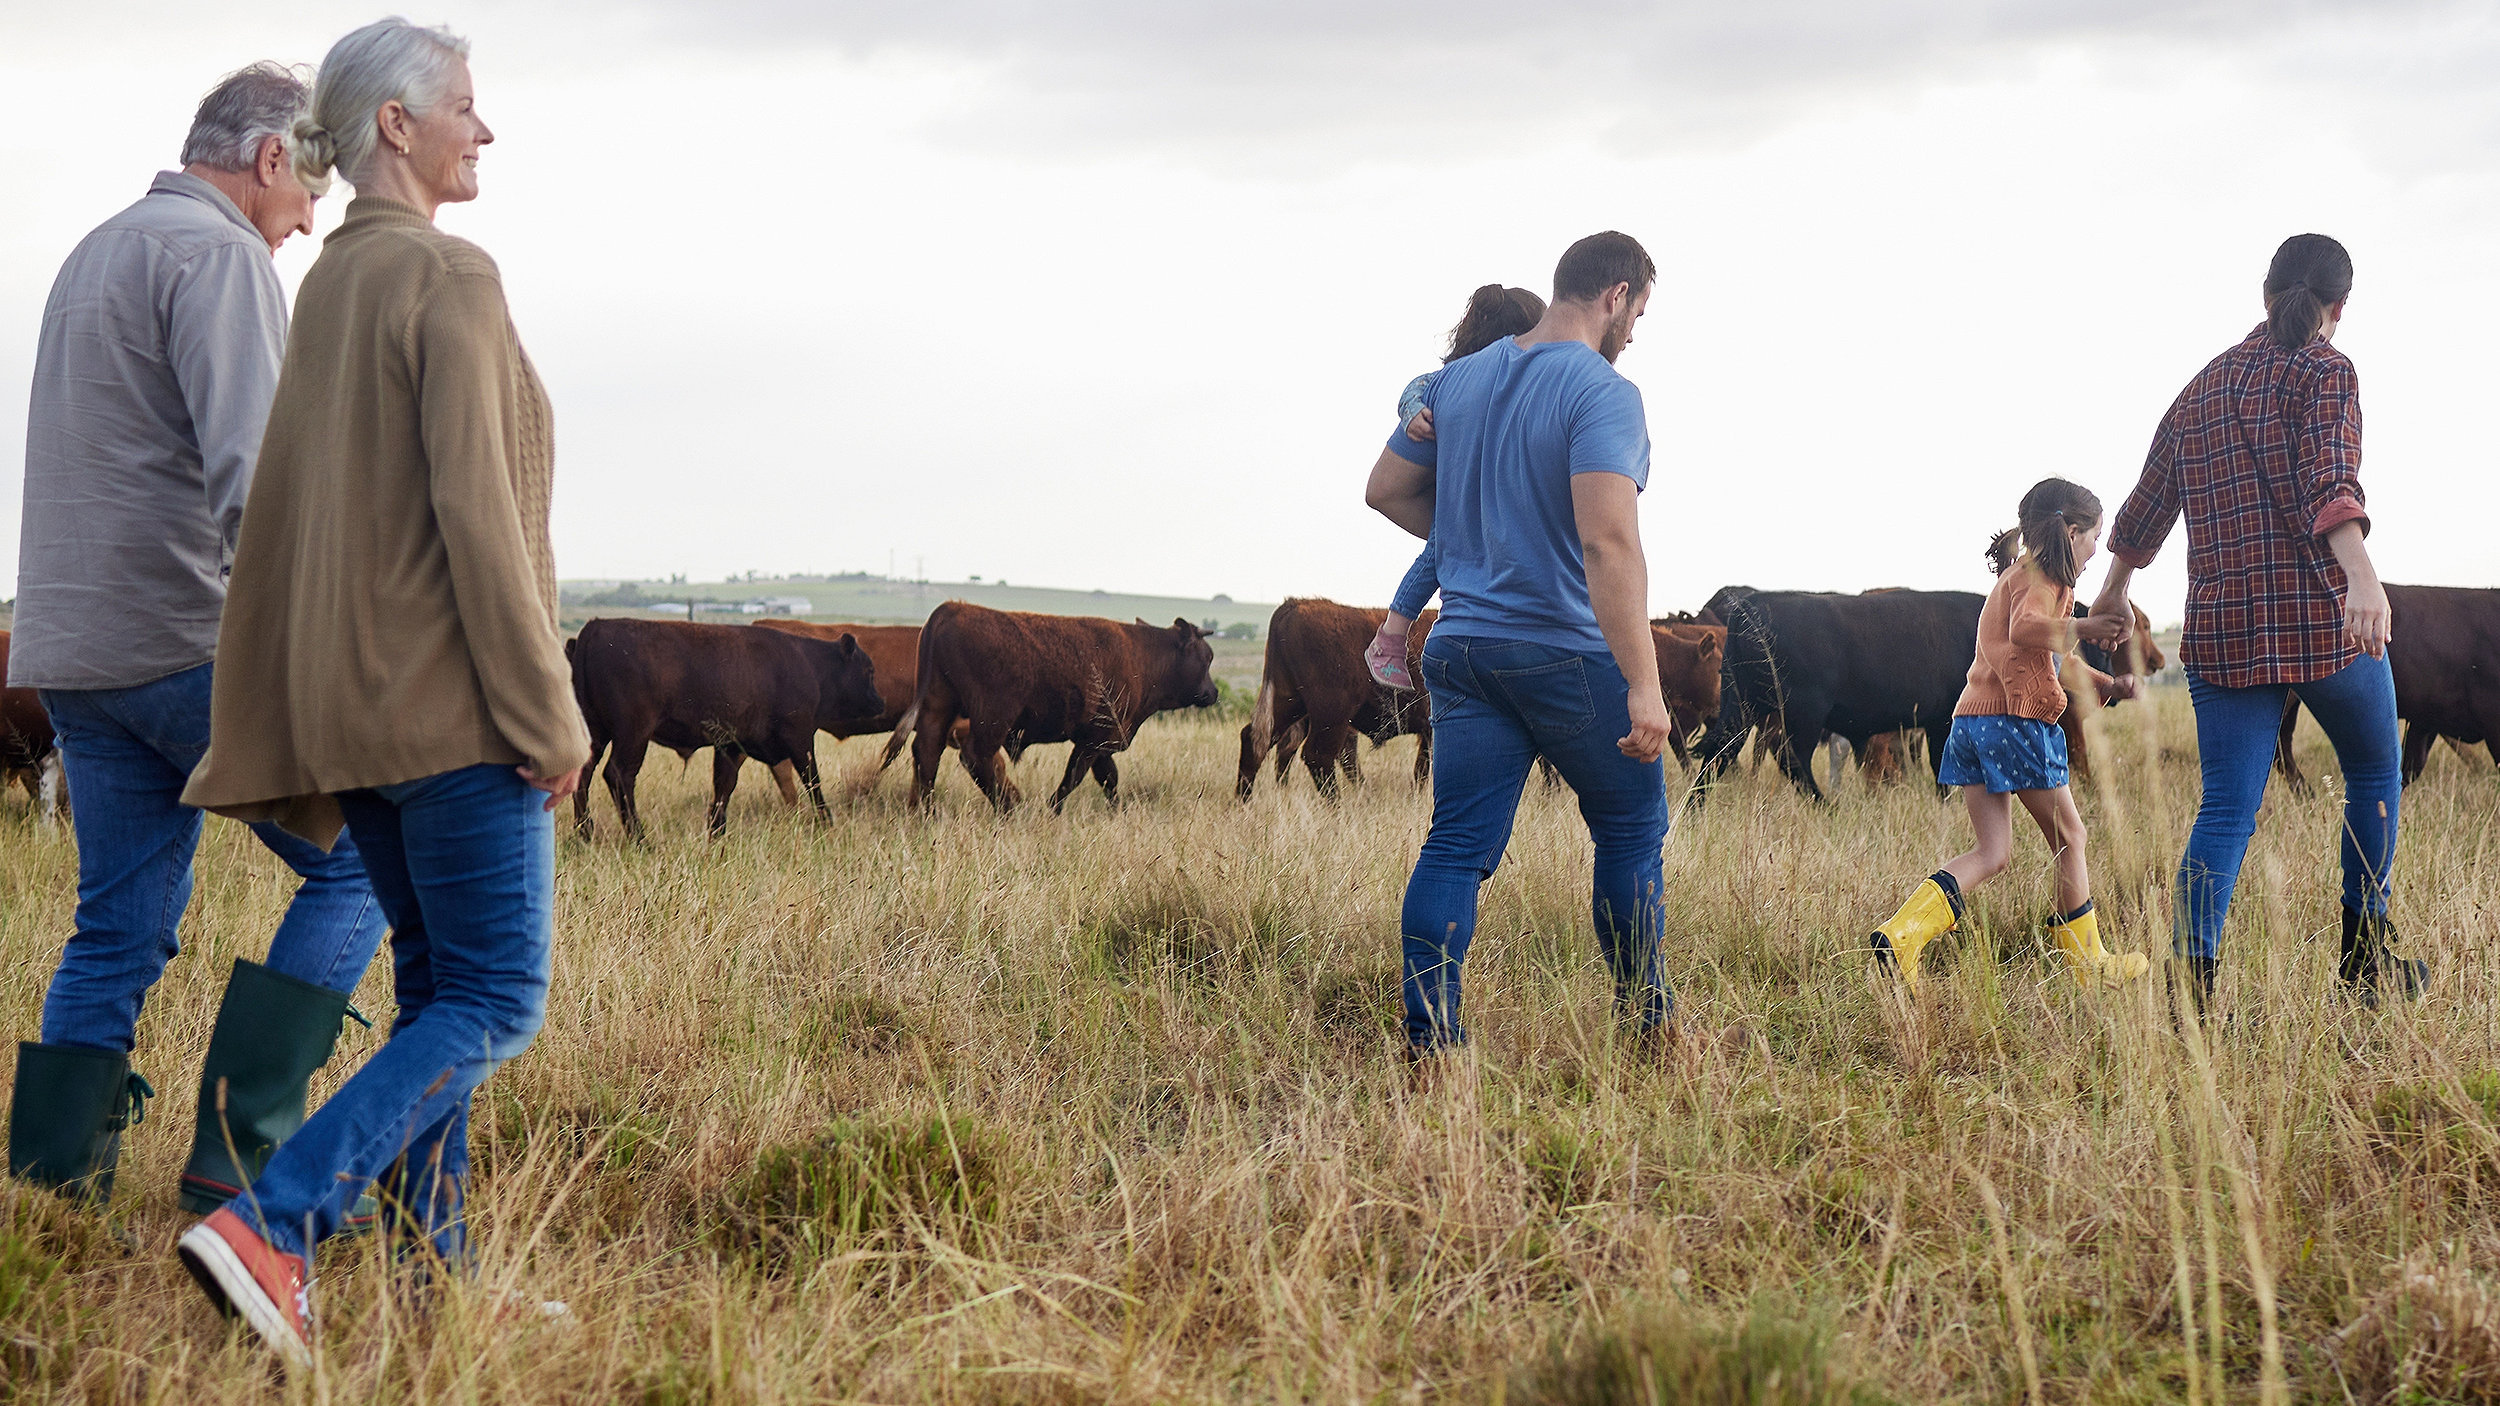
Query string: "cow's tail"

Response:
xmin=1245 ymin=677 xmax=1278 ymax=756
xmin=876 ymin=703 xmax=919 ymax=774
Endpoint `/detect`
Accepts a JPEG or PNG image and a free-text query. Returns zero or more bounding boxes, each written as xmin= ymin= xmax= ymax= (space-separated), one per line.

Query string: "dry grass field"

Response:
xmin=4 ymin=685 xmax=2500 ymax=1404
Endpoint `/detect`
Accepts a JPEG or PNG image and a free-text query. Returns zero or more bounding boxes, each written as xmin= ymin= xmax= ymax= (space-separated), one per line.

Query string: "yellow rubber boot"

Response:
xmin=1872 ymin=877 xmax=1960 ymax=991
xmin=2049 ymin=905 xmax=2148 ymax=988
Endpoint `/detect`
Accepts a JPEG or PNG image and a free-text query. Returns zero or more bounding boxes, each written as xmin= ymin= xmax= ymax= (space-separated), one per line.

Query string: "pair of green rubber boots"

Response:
xmin=8 ymin=959 xmax=364 ymax=1212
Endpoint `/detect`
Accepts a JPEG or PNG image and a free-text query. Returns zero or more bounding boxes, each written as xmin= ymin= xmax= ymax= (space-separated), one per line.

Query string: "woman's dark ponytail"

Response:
xmin=1446 ymin=284 xmax=1548 ymax=362
xmin=2263 ymin=234 xmax=2354 ymax=352
xmin=1987 ymin=477 xmax=2104 ymax=588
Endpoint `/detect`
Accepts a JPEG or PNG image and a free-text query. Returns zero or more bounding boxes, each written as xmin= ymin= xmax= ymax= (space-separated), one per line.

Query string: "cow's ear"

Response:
xmin=1699 ymin=635 xmax=1724 ymax=663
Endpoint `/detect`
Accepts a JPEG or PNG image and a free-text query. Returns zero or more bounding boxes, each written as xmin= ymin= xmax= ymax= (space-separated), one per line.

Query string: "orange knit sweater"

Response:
xmin=1954 ymin=559 xmax=2073 ymax=723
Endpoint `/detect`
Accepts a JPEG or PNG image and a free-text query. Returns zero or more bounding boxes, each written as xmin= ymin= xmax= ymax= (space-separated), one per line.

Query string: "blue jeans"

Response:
xmin=37 ymin=664 xmax=385 ymax=1051
xmin=237 ymin=764 xmax=554 ymax=1264
xmin=1390 ymin=540 xmax=1440 ymax=620
xmin=2178 ymin=652 xmax=2400 ymax=961
xmin=1403 ymin=633 xmax=1670 ymax=1051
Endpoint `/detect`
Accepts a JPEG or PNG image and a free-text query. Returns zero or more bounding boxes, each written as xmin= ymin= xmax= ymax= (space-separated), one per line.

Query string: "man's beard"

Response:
xmin=1597 ymin=308 xmax=1634 ymax=363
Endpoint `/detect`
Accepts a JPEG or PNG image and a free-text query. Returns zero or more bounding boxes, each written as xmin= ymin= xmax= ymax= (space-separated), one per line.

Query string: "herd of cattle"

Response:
xmin=0 ymin=584 xmax=2494 ymax=838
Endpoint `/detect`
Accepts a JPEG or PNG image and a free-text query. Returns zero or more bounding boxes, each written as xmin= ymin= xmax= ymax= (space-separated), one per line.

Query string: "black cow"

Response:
xmin=1693 ymin=586 xmax=1984 ymax=801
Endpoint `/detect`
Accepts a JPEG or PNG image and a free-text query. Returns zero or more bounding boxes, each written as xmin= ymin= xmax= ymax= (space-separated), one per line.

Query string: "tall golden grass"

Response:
xmin=3 ymin=686 xmax=2498 ymax=1403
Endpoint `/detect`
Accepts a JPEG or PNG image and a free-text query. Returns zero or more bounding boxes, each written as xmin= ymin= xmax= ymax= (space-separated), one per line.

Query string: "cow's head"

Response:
xmin=800 ymin=632 xmax=883 ymax=725
xmin=1145 ymin=617 xmax=1220 ymax=708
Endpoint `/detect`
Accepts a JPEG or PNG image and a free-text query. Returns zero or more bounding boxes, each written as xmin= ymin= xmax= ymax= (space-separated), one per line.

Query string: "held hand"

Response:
xmin=2101 ymin=673 xmax=2142 ymax=704
xmin=2343 ymin=577 xmax=2393 ymax=657
xmin=520 ymin=764 xmax=581 ymax=812
xmin=2076 ymin=604 xmax=2133 ymax=648
xmin=1619 ymin=689 xmax=1671 ymax=764
xmin=1405 ymin=408 xmax=1435 ymax=442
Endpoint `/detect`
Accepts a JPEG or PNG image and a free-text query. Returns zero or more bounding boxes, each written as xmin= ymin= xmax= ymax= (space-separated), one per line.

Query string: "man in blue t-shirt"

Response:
xmin=1364 ymin=230 xmax=1671 ymax=1060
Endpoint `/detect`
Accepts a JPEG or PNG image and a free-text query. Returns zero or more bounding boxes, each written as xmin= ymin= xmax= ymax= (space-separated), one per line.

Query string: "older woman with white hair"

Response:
xmin=175 ymin=18 xmax=586 ymax=1363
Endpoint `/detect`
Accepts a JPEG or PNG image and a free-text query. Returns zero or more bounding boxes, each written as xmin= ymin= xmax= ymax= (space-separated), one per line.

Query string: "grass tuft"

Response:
xmin=1510 ymin=1297 xmax=1893 ymax=1406
xmin=720 ymin=1115 xmax=999 ymax=1270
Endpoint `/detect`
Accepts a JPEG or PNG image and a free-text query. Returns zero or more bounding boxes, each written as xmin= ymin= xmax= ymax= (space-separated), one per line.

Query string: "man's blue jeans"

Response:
xmin=37 ymin=663 xmax=385 ymax=1051
xmin=1403 ymin=633 xmax=1670 ymax=1052
xmin=237 ymin=763 xmax=553 ymax=1264
xmin=2178 ymin=652 xmax=2400 ymax=961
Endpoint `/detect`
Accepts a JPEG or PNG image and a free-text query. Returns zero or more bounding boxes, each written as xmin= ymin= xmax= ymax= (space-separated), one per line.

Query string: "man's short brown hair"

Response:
xmin=1553 ymin=231 xmax=1656 ymax=305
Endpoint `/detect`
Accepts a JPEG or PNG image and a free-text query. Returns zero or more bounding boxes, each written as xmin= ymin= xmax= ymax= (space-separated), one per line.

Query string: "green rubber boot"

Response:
xmin=178 ymin=959 xmax=368 ymax=1216
xmin=9 ymin=1041 xmax=155 ymax=1203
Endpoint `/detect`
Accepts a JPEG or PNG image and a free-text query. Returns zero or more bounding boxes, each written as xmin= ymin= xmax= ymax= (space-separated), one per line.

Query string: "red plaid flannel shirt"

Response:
xmin=2110 ymin=324 xmax=2371 ymax=688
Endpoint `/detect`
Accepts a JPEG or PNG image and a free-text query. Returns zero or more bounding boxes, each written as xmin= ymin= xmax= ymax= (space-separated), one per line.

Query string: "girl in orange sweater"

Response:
xmin=1871 ymin=477 xmax=2152 ymax=990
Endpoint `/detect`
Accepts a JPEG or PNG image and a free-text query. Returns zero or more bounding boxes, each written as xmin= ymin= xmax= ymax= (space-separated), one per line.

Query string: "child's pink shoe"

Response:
xmin=1366 ymin=630 xmax=1414 ymax=691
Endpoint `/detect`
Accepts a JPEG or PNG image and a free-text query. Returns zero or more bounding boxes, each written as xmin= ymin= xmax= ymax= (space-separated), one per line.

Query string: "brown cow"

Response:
xmin=2276 ymin=584 xmax=2500 ymax=790
xmin=751 ymin=619 xmax=922 ymax=802
xmin=0 ymin=630 xmax=65 ymax=818
xmin=1653 ymin=621 xmax=1725 ymax=766
xmin=908 ymin=602 xmax=1217 ymax=812
xmin=569 ymin=618 xmax=881 ymax=840
xmin=1237 ymin=598 xmax=1433 ymax=801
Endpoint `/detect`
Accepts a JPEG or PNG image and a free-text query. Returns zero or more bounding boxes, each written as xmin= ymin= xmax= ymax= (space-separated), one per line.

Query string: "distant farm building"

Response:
xmin=740 ymin=595 xmax=816 ymax=616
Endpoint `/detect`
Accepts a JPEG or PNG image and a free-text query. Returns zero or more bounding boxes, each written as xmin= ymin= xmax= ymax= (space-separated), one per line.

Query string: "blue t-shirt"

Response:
xmin=1383 ymin=338 xmax=1650 ymax=652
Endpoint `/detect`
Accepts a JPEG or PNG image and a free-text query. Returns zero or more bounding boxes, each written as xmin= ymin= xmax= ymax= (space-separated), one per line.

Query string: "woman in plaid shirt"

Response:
xmin=2087 ymin=234 xmax=2424 ymax=1013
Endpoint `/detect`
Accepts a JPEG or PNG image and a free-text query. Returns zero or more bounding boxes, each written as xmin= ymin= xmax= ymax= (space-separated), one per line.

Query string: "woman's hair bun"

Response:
xmin=290 ymin=113 xmax=338 ymax=190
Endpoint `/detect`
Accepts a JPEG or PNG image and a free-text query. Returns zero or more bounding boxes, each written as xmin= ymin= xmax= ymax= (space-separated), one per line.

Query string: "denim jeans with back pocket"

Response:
xmin=1401 ymin=632 xmax=1671 ymax=1052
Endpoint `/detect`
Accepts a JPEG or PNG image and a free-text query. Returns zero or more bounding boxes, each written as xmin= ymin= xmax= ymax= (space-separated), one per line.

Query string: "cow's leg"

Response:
xmin=2400 ymin=722 xmax=2434 ymax=788
xmin=1338 ymin=731 xmax=1363 ymax=788
xmin=1770 ymin=706 xmax=1828 ymax=802
xmin=606 ymin=735 xmax=651 ymax=844
xmin=771 ymin=759 xmax=800 ymax=807
xmin=789 ymin=736 xmax=832 ymax=817
xmin=1274 ymin=718 xmax=1306 ymax=784
xmin=707 ymin=746 xmax=744 ymax=838
xmin=1049 ymin=744 xmax=1099 ymax=813
xmin=2272 ymin=695 xmax=2309 ymax=795
xmin=1236 ymin=724 xmax=1264 ymax=802
xmin=572 ymin=736 xmax=607 ymax=840
xmin=911 ymin=696 xmax=956 ymax=809
xmin=958 ymin=720 xmax=1017 ymax=812
xmin=1301 ymin=719 xmax=1353 ymax=800
xmin=1090 ymin=752 xmax=1121 ymax=809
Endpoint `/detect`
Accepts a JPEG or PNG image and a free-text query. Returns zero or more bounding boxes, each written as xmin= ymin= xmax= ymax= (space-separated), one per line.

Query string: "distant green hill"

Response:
xmin=560 ymin=575 xmax=1277 ymax=638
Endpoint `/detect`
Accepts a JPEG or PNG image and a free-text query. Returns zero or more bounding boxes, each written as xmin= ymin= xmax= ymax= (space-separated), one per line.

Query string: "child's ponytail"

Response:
xmin=1984 ymin=478 xmax=2104 ymax=587
xmin=1984 ymin=528 xmax=2023 ymax=577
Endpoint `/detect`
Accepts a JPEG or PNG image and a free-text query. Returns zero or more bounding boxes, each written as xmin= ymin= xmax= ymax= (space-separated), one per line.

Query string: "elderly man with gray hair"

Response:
xmin=7 ymin=64 xmax=386 ymax=1218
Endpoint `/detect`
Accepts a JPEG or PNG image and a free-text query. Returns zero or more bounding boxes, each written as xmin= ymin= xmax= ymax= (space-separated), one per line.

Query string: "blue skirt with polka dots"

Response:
xmin=1935 ymin=713 xmax=2068 ymax=793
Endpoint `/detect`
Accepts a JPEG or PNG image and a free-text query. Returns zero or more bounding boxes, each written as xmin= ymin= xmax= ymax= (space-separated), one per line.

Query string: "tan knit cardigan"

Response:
xmin=184 ymin=197 xmax=589 ymax=845
xmin=1954 ymin=558 xmax=2075 ymax=724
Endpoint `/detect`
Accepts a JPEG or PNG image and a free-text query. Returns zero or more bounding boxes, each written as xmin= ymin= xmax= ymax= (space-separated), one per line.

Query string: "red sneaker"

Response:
xmin=1366 ymin=630 xmax=1415 ymax=691
xmin=178 ymin=1207 xmax=311 ymax=1366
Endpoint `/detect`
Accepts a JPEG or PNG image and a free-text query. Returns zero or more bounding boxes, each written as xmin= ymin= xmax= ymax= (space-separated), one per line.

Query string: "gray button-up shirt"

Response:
xmin=10 ymin=171 xmax=288 ymax=690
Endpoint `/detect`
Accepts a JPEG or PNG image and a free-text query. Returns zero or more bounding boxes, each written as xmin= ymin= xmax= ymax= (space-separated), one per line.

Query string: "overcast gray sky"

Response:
xmin=5 ymin=2 xmax=2495 ymax=623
